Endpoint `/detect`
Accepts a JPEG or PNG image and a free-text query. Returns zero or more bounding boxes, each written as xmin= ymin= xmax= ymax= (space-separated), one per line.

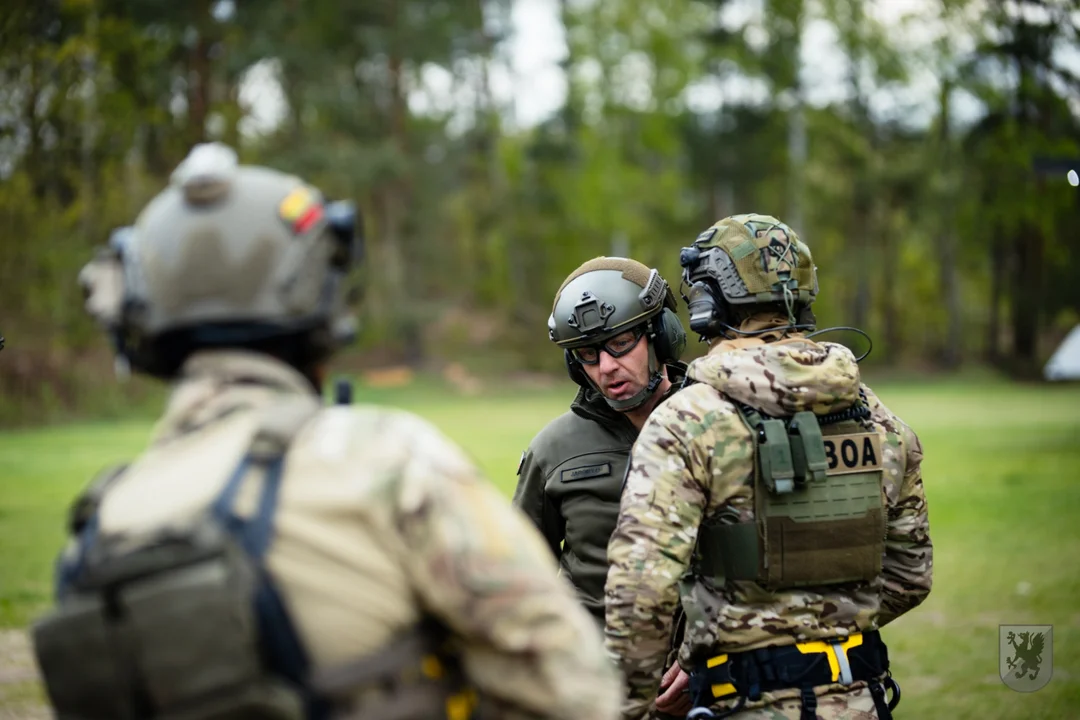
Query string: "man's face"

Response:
xmin=576 ymin=328 xmax=652 ymax=406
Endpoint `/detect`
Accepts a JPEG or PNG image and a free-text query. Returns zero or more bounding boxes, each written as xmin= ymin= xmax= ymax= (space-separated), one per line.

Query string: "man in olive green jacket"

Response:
xmin=514 ymin=257 xmax=688 ymax=620
xmin=513 ymin=257 xmax=690 ymax=716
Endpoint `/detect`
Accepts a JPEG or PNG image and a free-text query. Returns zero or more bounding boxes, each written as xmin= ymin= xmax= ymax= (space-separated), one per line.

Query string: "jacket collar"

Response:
xmin=151 ymin=350 xmax=318 ymax=445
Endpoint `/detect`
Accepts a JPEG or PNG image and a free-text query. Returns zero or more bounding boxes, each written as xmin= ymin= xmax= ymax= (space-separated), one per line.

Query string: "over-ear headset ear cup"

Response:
xmin=564 ymin=348 xmax=591 ymax=388
xmin=651 ymin=308 xmax=687 ymax=364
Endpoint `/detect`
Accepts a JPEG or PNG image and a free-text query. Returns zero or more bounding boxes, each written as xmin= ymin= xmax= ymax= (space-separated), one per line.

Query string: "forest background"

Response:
xmin=1 ymin=0 xmax=1079 ymax=427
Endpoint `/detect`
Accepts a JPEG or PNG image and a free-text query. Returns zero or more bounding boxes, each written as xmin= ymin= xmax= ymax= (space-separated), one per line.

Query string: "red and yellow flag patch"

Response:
xmin=278 ymin=187 xmax=324 ymax=234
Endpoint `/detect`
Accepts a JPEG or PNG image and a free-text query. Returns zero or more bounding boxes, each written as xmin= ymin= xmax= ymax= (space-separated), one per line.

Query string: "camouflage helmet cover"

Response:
xmin=549 ymin=257 xmax=677 ymax=349
xmin=683 ymin=213 xmax=818 ymax=308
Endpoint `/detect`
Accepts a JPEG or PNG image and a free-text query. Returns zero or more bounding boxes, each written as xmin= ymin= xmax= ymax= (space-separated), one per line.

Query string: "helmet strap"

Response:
xmin=782 ymin=283 xmax=797 ymax=325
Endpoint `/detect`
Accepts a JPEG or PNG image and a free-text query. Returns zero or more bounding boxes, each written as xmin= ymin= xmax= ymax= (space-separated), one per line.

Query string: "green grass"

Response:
xmin=2 ymin=375 xmax=1079 ymax=718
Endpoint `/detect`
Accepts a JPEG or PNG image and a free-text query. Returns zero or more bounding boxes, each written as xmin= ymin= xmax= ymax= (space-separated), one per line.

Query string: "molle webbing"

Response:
xmin=693 ymin=398 xmax=885 ymax=588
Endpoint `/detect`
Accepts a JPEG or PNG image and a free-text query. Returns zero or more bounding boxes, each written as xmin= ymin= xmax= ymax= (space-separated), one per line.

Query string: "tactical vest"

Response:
xmin=31 ymin=395 xmax=480 ymax=720
xmin=692 ymin=393 xmax=887 ymax=589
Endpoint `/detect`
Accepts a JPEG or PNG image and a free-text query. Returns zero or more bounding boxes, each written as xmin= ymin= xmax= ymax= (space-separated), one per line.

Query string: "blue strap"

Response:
xmin=212 ymin=453 xmax=328 ymax=719
xmin=54 ymin=513 xmax=100 ymax=598
xmin=210 ymin=454 xmax=288 ymax=563
xmin=210 ymin=455 xmax=254 ymax=528
xmin=243 ymin=457 xmax=285 ymax=559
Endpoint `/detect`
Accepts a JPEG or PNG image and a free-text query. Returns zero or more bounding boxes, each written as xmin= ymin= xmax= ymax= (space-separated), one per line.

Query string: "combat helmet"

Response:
xmin=549 ymin=257 xmax=686 ymax=411
xmin=678 ymin=213 xmax=818 ymax=339
xmin=78 ymin=143 xmax=363 ymax=380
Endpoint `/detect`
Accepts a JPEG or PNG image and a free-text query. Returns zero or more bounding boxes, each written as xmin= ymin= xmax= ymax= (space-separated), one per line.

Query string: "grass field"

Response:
xmin=2 ymin=375 xmax=1079 ymax=718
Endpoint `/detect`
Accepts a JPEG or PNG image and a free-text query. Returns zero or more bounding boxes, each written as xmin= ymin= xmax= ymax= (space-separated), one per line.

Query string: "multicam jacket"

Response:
xmin=67 ymin=350 xmax=623 ymax=720
xmin=604 ymin=336 xmax=932 ymax=719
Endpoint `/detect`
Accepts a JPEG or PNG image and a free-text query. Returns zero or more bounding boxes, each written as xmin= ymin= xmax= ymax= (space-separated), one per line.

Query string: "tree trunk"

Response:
xmin=25 ymin=61 xmax=46 ymax=199
xmin=849 ymin=186 xmax=872 ymax=331
xmin=787 ymin=100 xmax=806 ymax=238
xmin=1010 ymin=219 xmax=1043 ymax=374
xmin=939 ymin=230 xmax=962 ymax=368
xmin=187 ymin=0 xmax=212 ymax=147
xmin=881 ymin=207 xmax=900 ymax=363
xmin=80 ymin=7 xmax=99 ymax=244
xmin=936 ymin=79 xmax=961 ymax=369
xmin=376 ymin=5 xmax=416 ymax=360
xmin=712 ymin=180 xmax=734 ymax=223
xmin=986 ymin=226 xmax=1005 ymax=365
xmin=385 ymin=53 xmax=408 ymax=299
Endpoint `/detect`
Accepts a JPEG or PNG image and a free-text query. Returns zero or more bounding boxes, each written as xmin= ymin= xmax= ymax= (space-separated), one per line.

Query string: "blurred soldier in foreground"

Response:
xmin=605 ymin=214 xmax=932 ymax=720
xmin=32 ymin=143 xmax=622 ymax=720
xmin=513 ymin=257 xmax=691 ymax=717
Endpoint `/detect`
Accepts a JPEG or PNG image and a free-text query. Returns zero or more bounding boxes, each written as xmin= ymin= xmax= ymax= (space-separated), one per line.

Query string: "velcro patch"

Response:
xmin=278 ymin=187 xmax=324 ymax=234
xmin=695 ymin=227 xmax=718 ymax=244
xmin=561 ymin=463 xmax=611 ymax=483
xmin=823 ymin=432 xmax=883 ymax=476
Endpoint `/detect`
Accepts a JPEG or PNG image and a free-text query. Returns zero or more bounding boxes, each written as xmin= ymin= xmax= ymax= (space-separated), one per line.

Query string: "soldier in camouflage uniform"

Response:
xmin=604 ymin=214 xmax=932 ymax=720
xmin=32 ymin=144 xmax=622 ymax=720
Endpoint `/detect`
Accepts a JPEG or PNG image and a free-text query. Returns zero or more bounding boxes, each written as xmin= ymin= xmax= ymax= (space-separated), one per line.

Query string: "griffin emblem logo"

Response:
xmin=999 ymin=624 xmax=1052 ymax=692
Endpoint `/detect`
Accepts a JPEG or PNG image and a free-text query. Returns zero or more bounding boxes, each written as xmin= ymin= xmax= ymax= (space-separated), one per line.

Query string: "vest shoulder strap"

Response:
xmin=247 ymin=394 xmax=323 ymax=462
xmin=68 ymin=463 xmax=128 ymax=536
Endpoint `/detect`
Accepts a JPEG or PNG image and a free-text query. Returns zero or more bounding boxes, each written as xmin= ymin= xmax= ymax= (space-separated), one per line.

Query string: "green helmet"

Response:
xmin=548 ymin=257 xmax=686 ymax=411
xmin=678 ymin=213 xmax=818 ymax=338
xmin=78 ymin=143 xmax=362 ymax=378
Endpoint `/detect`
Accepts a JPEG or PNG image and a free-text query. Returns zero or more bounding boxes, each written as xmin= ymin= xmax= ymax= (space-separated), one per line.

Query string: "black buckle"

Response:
xmin=689 ymin=657 xmax=746 ymax=719
xmin=799 ymin=685 xmax=818 ymax=720
xmin=883 ymin=672 xmax=901 ymax=710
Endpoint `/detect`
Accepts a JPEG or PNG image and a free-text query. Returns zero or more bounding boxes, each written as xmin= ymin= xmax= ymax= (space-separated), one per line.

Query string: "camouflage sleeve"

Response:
xmin=395 ymin=420 xmax=622 ymax=720
xmin=866 ymin=389 xmax=933 ymax=626
xmin=604 ymin=400 xmax=708 ymax=720
xmin=512 ymin=448 xmax=565 ymax=559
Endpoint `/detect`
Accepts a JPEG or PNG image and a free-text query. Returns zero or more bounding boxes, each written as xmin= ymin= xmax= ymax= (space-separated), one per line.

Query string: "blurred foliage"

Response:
xmin=1 ymin=0 xmax=1079 ymax=426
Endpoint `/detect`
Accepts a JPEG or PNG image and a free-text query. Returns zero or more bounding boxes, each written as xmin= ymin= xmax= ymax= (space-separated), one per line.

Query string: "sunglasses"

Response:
xmin=570 ymin=327 xmax=645 ymax=365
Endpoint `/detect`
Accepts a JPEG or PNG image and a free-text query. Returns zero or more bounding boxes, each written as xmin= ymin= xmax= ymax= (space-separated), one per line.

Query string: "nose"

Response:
xmin=598 ymin=347 xmax=620 ymax=375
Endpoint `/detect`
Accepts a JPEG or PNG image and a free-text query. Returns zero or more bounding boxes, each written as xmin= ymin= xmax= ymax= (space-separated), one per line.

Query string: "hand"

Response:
xmin=656 ymin=662 xmax=693 ymax=716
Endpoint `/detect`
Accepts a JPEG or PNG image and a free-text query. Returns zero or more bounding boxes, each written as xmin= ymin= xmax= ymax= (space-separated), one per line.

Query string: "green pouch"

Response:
xmin=758 ymin=418 xmax=795 ymax=494
xmin=788 ymin=411 xmax=828 ymax=485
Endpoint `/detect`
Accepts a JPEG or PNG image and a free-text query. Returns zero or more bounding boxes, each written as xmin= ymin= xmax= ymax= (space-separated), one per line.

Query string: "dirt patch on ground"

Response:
xmin=0 ymin=630 xmax=46 ymax=719
xmin=0 ymin=632 xmax=37 ymax=685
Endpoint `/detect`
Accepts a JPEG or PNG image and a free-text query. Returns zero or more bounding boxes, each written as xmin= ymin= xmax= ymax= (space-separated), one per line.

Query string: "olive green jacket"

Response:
xmin=512 ymin=364 xmax=686 ymax=621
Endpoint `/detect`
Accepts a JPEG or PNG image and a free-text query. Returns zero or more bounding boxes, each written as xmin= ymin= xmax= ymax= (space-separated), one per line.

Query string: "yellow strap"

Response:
xmin=705 ymin=654 xmax=737 ymax=698
xmin=421 ymin=655 xmax=443 ymax=680
xmin=446 ymin=689 xmax=478 ymax=720
xmin=705 ymin=634 xmax=864 ymax=698
xmin=795 ymin=633 xmax=864 ymax=682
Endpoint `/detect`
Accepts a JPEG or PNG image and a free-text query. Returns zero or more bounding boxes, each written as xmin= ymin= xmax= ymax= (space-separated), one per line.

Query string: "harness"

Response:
xmin=32 ymin=393 xmax=479 ymax=720
xmin=685 ymin=392 xmax=899 ymax=719
xmin=686 ymin=630 xmax=900 ymax=720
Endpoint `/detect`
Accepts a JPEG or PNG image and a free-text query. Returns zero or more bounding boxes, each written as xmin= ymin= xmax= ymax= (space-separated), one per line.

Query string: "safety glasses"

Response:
xmin=571 ymin=327 xmax=645 ymax=365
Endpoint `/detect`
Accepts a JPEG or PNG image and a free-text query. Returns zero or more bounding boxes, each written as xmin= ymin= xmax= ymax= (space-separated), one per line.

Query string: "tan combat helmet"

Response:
xmin=79 ymin=143 xmax=362 ymax=378
xmin=678 ymin=213 xmax=818 ymax=339
xmin=548 ymin=257 xmax=686 ymax=411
